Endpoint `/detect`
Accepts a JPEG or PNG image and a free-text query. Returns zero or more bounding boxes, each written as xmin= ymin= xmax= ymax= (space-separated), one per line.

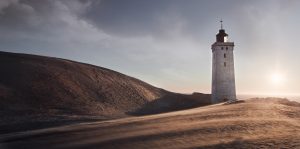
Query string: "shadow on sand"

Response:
xmin=128 ymin=92 xmax=211 ymax=116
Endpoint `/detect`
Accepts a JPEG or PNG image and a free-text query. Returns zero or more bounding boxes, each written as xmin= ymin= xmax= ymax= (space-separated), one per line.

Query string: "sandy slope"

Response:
xmin=1 ymin=98 xmax=299 ymax=149
xmin=0 ymin=51 xmax=210 ymax=133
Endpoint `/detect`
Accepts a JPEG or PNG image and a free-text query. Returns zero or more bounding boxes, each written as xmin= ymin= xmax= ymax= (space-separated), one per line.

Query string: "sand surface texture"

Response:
xmin=1 ymin=98 xmax=299 ymax=149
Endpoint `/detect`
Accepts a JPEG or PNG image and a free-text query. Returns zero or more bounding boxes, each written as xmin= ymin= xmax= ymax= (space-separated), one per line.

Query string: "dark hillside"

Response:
xmin=0 ymin=51 xmax=210 ymax=133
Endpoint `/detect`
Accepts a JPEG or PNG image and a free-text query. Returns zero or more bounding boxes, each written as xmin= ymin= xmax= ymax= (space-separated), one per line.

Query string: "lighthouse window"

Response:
xmin=221 ymin=47 xmax=224 ymax=50
xmin=226 ymin=47 xmax=228 ymax=50
xmin=224 ymin=54 xmax=226 ymax=58
xmin=224 ymin=62 xmax=226 ymax=67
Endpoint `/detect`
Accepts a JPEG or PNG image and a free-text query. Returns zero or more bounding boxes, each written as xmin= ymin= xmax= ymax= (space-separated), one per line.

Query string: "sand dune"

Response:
xmin=0 ymin=51 xmax=210 ymax=133
xmin=1 ymin=98 xmax=299 ymax=149
xmin=1 ymin=52 xmax=299 ymax=148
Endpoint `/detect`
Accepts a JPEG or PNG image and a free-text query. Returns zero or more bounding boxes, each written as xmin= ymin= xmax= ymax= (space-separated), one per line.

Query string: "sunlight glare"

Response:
xmin=270 ymin=73 xmax=285 ymax=85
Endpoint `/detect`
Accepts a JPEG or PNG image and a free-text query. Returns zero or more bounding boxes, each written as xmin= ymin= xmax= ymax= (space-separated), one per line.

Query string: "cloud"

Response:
xmin=0 ymin=0 xmax=110 ymax=49
xmin=1 ymin=0 xmax=300 ymax=94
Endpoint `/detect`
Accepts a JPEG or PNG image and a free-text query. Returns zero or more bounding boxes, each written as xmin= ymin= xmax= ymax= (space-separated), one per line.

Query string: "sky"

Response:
xmin=1 ymin=0 xmax=300 ymax=95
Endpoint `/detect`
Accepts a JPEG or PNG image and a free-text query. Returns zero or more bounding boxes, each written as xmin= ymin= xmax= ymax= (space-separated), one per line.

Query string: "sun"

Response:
xmin=270 ymin=73 xmax=285 ymax=85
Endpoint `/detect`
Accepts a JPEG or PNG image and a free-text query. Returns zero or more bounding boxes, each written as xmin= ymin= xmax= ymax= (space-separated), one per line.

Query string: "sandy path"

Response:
xmin=0 ymin=99 xmax=299 ymax=149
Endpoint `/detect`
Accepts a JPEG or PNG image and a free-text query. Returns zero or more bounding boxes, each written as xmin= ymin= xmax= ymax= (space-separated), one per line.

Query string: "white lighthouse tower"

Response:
xmin=211 ymin=20 xmax=236 ymax=104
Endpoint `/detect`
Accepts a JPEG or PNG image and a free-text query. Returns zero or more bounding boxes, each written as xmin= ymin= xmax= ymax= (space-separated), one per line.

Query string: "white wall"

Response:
xmin=211 ymin=42 xmax=236 ymax=103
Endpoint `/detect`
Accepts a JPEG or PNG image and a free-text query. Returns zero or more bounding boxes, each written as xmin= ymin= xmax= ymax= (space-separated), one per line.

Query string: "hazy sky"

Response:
xmin=1 ymin=0 xmax=300 ymax=95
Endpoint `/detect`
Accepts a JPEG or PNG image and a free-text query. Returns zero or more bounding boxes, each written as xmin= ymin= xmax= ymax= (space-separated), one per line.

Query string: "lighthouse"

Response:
xmin=211 ymin=20 xmax=236 ymax=104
